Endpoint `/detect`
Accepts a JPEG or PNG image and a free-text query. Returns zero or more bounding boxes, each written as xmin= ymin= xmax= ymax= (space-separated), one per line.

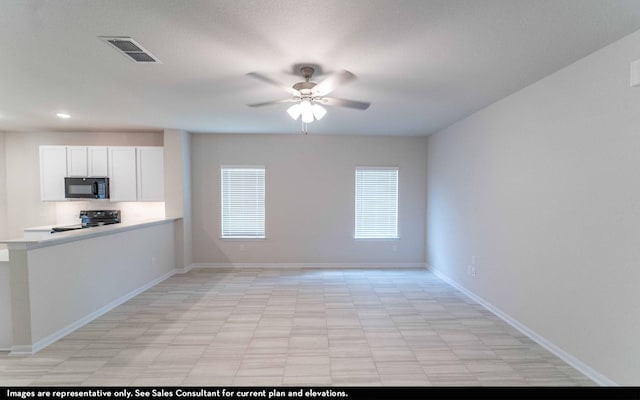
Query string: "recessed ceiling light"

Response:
xmin=56 ymin=112 xmax=71 ymax=119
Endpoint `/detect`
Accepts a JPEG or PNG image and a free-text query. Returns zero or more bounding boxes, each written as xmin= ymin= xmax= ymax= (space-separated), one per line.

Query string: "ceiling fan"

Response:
xmin=246 ymin=66 xmax=371 ymax=129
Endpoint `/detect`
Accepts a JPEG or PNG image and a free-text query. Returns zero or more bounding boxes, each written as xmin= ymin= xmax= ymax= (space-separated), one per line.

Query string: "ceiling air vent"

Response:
xmin=98 ymin=36 xmax=161 ymax=63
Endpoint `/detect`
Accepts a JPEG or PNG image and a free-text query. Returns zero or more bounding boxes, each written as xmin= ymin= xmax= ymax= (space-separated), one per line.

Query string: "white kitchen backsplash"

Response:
xmin=55 ymin=201 xmax=165 ymax=225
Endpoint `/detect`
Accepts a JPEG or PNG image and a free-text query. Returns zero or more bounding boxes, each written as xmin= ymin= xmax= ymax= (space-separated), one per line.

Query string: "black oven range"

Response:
xmin=50 ymin=210 xmax=121 ymax=233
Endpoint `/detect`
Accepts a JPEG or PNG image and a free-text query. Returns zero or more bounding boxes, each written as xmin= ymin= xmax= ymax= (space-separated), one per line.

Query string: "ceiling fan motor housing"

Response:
xmin=293 ymin=81 xmax=317 ymax=95
xmin=293 ymin=66 xmax=317 ymax=96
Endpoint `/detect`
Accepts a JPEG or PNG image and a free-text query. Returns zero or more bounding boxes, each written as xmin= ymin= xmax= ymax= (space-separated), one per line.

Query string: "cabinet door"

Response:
xmin=87 ymin=146 xmax=108 ymax=177
xmin=108 ymin=147 xmax=137 ymax=201
xmin=136 ymin=147 xmax=164 ymax=201
xmin=66 ymin=146 xmax=88 ymax=177
xmin=40 ymin=146 xmax=67 ymax=201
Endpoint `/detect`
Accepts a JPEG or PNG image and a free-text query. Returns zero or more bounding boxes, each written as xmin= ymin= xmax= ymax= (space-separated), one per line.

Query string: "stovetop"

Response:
xmin=51 ymin=221 xmax=119 ymax=233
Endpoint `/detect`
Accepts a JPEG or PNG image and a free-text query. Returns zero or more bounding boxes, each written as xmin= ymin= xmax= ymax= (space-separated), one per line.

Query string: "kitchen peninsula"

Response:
xmin=0 ymin=218 xmax=178 ymax=354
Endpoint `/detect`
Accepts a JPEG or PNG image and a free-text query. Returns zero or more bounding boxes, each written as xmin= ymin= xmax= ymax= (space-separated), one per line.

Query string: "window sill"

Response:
xmin=219 ymin=236 xmax=266 ymax=241
xmin=354 ymin=237 xmax=400 ymax=241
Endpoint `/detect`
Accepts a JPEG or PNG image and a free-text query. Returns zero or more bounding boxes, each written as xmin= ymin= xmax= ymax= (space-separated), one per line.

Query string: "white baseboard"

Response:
xmin=8 ymin=345 xmax=33 ymax=356
xmin=10 ymin=269 xmax=176 ymax=356
xmin=428 ymin=265 xmax=616 ymax=387
xmin=175 ymin=264 xmax=194 ymax=274
xmin=189 ymin=262 xmax=427 ymax=269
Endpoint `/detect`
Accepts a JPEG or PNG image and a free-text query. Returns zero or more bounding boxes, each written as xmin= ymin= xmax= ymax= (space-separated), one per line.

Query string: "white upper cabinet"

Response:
xmin=136 ymin=147 xmax=165 ymax=201
xmin=39 ymin=145 xmax=164 ymax=202
xmin=108 ymin=147 xmax=137 ymax=202
xmin=40 ymin=146 xmax=67 ymax=201
xmin=66 ymin=146 xmax=88 ymax=177
xmin=65 ymin=146 xmax=108 ymax=177
xmin=87 ymin=146 xmax=108 ymax=177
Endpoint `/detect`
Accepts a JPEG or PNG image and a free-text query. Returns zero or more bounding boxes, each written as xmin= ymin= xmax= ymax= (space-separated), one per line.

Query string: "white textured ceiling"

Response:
xmin=1 ymin=0 xmax=640 ymax=135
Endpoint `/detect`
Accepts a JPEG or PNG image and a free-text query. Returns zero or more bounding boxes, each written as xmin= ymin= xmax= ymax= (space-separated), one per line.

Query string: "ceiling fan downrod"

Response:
xmin=300 ymin=66 xmax=314 ymax=82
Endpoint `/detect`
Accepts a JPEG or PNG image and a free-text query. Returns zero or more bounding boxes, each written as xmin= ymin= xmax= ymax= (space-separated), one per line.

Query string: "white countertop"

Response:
xmin=1 ymin=218 xmax=180 ymax=250
xmin=23 ymin=225 xmax=56 ymax=232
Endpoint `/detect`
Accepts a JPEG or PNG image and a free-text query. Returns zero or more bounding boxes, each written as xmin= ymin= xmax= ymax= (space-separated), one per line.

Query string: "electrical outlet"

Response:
xmin=392 ymin=245 xmax=397 ymax=252
xmin=631 ymin=59 xmax=640 ymax=87
xmin=467 ymin=265 xmax=476 ymax=277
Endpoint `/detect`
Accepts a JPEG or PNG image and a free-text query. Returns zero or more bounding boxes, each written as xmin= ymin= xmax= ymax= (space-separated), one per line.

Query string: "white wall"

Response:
xmin=164 ymin=129 xmax=193 ymax=269
xmin=0 ymin=132 xmax=7 ymax=242
xmin=192 ymin=134 xmax=428 ymax=265
xmin=0 ymin=260 xmax=11 ymax=349
xmin=4 ymin=131 xmax=163 ymax=238
xmin=426 ymin=29 xmax=640 ymax=385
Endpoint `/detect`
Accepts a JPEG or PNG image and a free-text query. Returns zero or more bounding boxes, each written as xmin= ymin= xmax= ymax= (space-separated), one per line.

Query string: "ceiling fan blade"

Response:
xmin=312 ymin=70 xmax=356 ymax=96
xmin=320 ymin=97 xmax=370 ymax=110
xmin=247 ymin=98 xmax=298 ymax=107
xmin=247 ymin=72 xmax=300 ymax=96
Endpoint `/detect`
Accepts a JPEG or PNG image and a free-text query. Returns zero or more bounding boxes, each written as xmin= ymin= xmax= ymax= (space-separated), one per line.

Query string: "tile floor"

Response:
xmin=0 ymin=268 xmax=593 ymax=386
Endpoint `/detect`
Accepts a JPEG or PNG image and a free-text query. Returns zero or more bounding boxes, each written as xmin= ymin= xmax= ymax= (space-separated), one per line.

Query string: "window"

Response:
xmin=221 ymin=167 xmax=265 ymax=238
xmin=355 ymin=167 xmax=398 ymax=239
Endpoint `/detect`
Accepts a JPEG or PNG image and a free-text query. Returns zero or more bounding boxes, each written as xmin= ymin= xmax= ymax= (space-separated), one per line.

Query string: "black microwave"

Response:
xmin=64 ymin=177 xmax=110 ymax=199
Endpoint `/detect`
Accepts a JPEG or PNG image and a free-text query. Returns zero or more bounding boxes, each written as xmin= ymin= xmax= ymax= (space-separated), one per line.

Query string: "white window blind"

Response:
xmin=355 ymin=168 xmax=398 ymax=239
xmin=221 ymin=167 xmax=265 ymax=238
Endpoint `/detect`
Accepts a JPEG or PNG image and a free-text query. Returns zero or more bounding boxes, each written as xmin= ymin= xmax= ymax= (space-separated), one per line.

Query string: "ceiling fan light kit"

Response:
xmin=286 ymin=103 xmax=301 ymax=120
xmin=247 ymin=65 xmax=370 ymax=133
xmin=286 ymin=97 xmax=327 ymax=123
xmin=311 ymin=104 xmax=327 ymax=120
xmin=300 ymin=100 xmax=314 ymax=123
